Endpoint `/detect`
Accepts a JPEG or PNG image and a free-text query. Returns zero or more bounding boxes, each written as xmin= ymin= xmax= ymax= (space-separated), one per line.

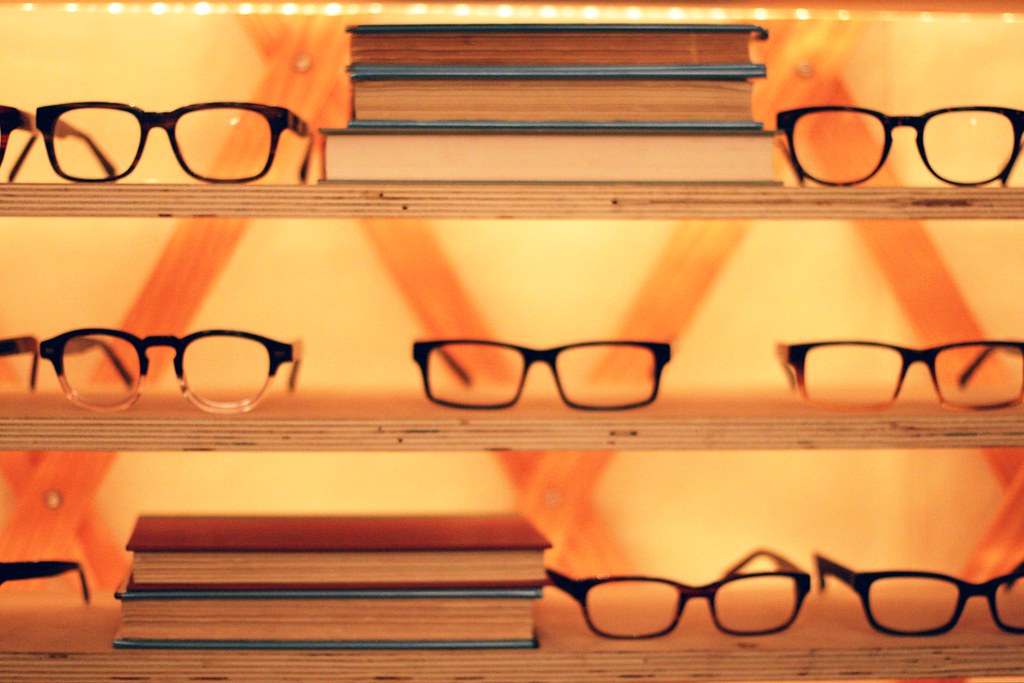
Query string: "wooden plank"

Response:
xmin=2 ymin=184 xmax=1024 ymax=219
xmin=1 ymin=395 xmax=1023 ymax=452
xmin=2 ymin=592 xmax=1023 ymax=682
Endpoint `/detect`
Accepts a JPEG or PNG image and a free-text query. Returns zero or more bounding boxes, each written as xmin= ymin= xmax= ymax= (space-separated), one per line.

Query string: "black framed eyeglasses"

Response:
xmin=776 ymin=106 xmax=1024 ymax=186
xmin=816 ymin=554 xmax=1024 ymax=636
xmin=35 ymin=102 xmax=311 ymax=183
xmin=413 ymin=340 xmax=671 ymax=410
xmin=37 ymin=328 xmax=302 ymax=413
xmin=547 ymin=549 xmax=811 ymax=638
xmin=777 ymin=340 xmax=1024 ymax=410
xmin=0 ymin=561 xmax=90 ymax=602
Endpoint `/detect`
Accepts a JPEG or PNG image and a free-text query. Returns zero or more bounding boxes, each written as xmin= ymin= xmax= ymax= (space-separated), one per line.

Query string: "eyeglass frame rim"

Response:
xmin=777 ymin=340 xmax=1024 ymax=411
xmin=38 ymin=327 xmax=302 ymax=413
xmin=412 ymin=339 xmax=672 ymax=410
xmin=34 ymin=101 xmax=311 ymax=183
xmin=546 ymin=549 xmax=811 ymax=638
xmin=815 ymin=553 xmax=1024 ymax=636
xmin=775 ymin=105 xmax=1024 ymax=187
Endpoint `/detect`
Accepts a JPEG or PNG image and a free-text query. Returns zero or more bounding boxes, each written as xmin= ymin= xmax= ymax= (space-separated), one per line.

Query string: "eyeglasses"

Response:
xmin=777 ymin=340 xmax=1024 ymax=410
xmin=817 ymin=554 xmax=1024 ymax=636
xmin=412 ymin=340 xmax=671 ymax=410
xmin=776 ymin=106 xmax=1024 ymax=186
xmin=35 ymin=102 xmax=311 ymax=183
xmin=547 ymin=549 xmax=811 ymax=638
xmin=34 ymin=328 xmax=302 ymax=413
xmin=0 ymin=561 xmax=90 ymax=602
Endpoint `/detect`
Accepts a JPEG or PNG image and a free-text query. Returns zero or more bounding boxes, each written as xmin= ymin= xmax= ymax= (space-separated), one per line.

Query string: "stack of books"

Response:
xmin=113 ymin=514 xmax=550 ymax=650
xmin=321 ymin=22 xmax=774 ymax=183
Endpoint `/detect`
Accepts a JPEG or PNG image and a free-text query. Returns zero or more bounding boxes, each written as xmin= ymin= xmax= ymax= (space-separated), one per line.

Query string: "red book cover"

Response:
xmin=127 ymin=514 xmax=550 ymax=553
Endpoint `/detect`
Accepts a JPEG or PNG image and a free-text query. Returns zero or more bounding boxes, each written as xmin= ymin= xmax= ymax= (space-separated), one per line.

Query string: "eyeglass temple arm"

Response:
xmin=437 ymin=346 xmax=473 ymax=386
xmin=814 ymin=553 xmax=857 ymax=591
xmin=63 ymin=337 xmax=135 ymax=387
xmin=287 ymin=339 xmax=304 ymax=391
xmin=544 ymin=568 xmax=590 ymax=601
xmin=775 ymin=344 xmax=797 ymax=389
xmin=772 ymin=132 xmax=805 ymax=186
xmin=0 ymin=336 xmax=40 ymax=390
xmin=288 ymin=113 xmax=313 ymax=183
xmin=0 ymin=560 xmax=90 ymax=603
xmin=956 ymin=346 xmax=997 ymax=389
xmin=721 ymin=548 xmax=806 ymax=579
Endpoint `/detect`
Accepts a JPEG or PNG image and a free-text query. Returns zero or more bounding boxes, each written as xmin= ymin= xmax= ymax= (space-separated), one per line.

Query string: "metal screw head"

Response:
xmin=43 ymin=489 xmax=63 ymax=509
xmin=795 ymin=62 xmax=815 ymax=78
xmin=293 ymin=54 xmax=312 ymax=73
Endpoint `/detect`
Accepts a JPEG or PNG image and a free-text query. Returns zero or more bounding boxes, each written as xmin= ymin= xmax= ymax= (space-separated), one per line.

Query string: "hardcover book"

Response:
xmin=347 ymin=64 xmax=762 ymax=123
xmin=126 ymin=514 xmax=550 ymax=588
xmin=347 ymin=23 xmax=768 ymax=66
xmin=318 ymin=125 xmax=778 ymax=184
xmin=114 ymin=585 xmax=541 ymax=647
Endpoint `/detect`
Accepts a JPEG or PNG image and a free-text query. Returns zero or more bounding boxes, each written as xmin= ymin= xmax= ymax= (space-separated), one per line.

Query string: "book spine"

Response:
xmin=348 ymin=63 xmax=766 ymax=80
xmin=338 ymin=120 xmax=765 ymax=132
xmin=346 ymin=23 xmax=769 ymax=39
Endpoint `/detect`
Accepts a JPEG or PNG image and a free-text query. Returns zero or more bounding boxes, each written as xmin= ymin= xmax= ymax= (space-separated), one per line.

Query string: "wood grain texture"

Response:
xmin=2 ymin=184 xmax=1024 ymax=219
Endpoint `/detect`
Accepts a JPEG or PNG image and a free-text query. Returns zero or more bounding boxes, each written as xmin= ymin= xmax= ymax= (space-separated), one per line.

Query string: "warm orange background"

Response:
xmin=0 ymin=4 xmax=1021 ymax=598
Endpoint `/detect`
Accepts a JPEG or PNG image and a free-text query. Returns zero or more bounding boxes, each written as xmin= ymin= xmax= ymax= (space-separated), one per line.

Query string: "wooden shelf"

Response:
xmin=1 ymin=184 xmax=1024 ymax=220
xmin=2 ymin=393 xmax=1023 ymax=452
xmin=2 ymin=591 xmax=1021 ymax=682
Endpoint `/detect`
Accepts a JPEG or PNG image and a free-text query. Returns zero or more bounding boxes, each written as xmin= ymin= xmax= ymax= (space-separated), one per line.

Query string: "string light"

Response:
xmin=3 ymin=1 xmax=1022 ymax=20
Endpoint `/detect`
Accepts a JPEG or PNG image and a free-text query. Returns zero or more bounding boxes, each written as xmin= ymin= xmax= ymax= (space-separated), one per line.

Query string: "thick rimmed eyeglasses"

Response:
xmin=11 ymin=329 xmax=303 ymax=413
xmin=817 ymin=554 xmax=1024 ymax=636
xmin=0 ymin=561 xmax=90 ymax=602
xmin=547 ymin=550 xmax=811 ymax=638
xmin=776 ymin=106 xmax=1024 ymax=186
xmin=35 ymin=102 xmax=311 ymax=183
xmin=413 ymin=340 xmax=671 ymax=410
xmin=777 ymin=340 xmax=1024 ymax=410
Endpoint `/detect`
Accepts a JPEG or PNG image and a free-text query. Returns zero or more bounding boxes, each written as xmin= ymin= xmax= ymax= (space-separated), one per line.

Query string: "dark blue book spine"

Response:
xmin=347 ymin=23 xmax=769 ymax=40
xmin=348 ymin=63 xmax=766 ymax=80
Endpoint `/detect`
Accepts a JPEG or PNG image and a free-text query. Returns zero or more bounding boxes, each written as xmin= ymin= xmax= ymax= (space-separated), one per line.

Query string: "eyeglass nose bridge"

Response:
xmin=519 ymin=347 xmax=580 ymax=405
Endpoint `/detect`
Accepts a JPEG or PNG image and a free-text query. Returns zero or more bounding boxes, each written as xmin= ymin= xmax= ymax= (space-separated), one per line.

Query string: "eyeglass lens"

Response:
xmin=422 ymin=342 xmax=660 ymax=409
xmin=995 ymin=577 xmax=1024 ymax=630
xmin=180 ymin=334 xmax=273 ymax=407
xmin=48 ymin=105 xmax=273 ymax=181
xmin=865 ymin=573 xmax=1024 ymax=634
xmin=865 ymin=576 xmax=963 ymax=634
xmin=789 ymin=108 xmax=1018 ymax=185
xmin=60 ymin=333 xmax=141 ymax=408
xmin=799 ymin=343 xmax=1024 ymax=409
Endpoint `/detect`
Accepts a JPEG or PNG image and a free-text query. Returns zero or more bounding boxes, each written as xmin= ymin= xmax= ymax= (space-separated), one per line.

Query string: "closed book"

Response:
xmin=318 ymin=125 xmax=778 ymax=183
xmin=114 ymin=585 xmax=541 ymax=646
xmin=348 ymin=64 xmax=762 ymax=123
xmin=126 ymin=514 xmax=550 ymax=588
xmin=348 ymin=23 xmax=768 ymax=66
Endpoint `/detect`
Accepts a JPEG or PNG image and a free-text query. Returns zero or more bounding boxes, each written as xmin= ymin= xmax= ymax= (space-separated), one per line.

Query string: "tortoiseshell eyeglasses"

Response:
xmin=34 ymin=101 xmax=311 ymax=183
